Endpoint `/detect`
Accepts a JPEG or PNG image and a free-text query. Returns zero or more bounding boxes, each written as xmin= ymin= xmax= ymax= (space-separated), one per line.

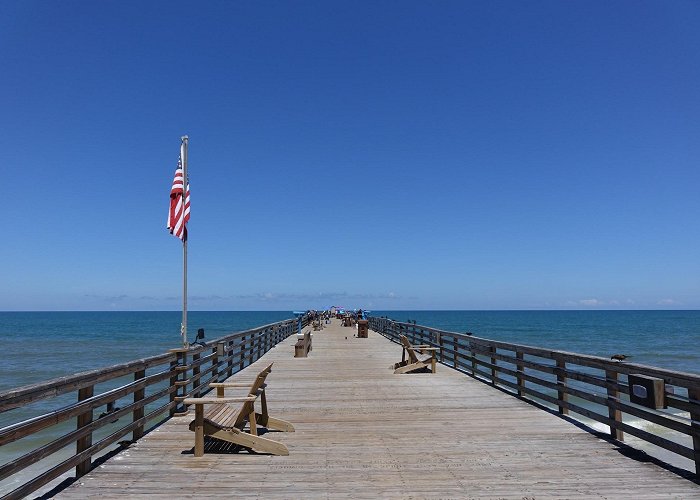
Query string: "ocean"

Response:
xmin=3 ymin=310 xmax=697 ymax=394
xmin=0 ymin=310 xmax=698 ymax=494
xmin=0 ymin=311 xmax=295 ymax=392
xmin=377 ymin=310 xmax=700 ymax=375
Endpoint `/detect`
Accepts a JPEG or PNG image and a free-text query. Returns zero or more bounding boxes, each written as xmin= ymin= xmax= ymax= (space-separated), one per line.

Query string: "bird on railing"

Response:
xmin=610 ymin=354 xmax=630 ymax=362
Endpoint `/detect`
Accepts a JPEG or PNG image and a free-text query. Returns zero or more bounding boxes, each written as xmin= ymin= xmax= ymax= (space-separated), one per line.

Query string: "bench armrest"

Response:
xmin=210 ymin=382 xmax=262 ymax=388
xmin=184 ymin=396 xmax=256 ymax=405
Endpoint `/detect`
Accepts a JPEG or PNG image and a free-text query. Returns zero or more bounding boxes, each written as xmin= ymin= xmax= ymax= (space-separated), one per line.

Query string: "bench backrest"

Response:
xmin=399 ymin=335 xmax=419 ymax=363
xmin=233 ymin=363 xmax=273 ymax=428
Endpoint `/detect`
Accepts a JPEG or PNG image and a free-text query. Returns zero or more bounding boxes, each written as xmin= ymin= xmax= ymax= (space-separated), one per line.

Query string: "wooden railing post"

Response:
xmin=132 ymin=369 xmax=145 ymax=441
xmin=239 ymin=334 xmax=246 ymax=371
xmin=76 ymin=385 xmax=94 ymax=477
xmin=212 ymin=344 xmax=220 ymax=384
xmin=490 ymin=345 xmax=497 ymax=384
xmin=606 ymin=369 xmax=624 ymax=441
xmin=169 ymin=356 xmax=179 ymax=417
xmin=688 ymin=387 xmax=700 ymax=475
xmin=556 ymin=356 xmax=568 ymax=415
xmin=516 ymin=351 xmax=525 ymax=397
xmin=171 ymin=349 xmax=188 ymax=417
xmin=227 ymin=340 xmax=234 ymax=377
xmin=452 ymin=336 xmax=458 ymax=369
xmin=470 ymin=341 xmax=477 ymax=375
xmin=191 ymin=352 xmax=201 ymax=398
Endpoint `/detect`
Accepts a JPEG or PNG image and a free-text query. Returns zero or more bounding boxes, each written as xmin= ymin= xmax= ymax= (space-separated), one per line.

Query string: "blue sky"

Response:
xmin=2 ymin=1 xmax=699 ymax=311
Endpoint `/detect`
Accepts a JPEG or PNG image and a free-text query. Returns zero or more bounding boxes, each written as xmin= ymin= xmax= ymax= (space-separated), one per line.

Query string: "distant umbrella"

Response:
xmin=610 ymin=354 xmax=630 ymax=362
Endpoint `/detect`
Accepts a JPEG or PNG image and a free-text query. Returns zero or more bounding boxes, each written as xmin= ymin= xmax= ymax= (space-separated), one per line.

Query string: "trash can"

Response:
xmin=357 ymin=320 xmax=368 ymax=338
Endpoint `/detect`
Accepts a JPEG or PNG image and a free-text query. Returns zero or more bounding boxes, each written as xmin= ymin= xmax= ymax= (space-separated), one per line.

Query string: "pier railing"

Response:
xmin=369 ymin=316 xmax=700 ymax=476
xmin=0 ymin=315 xmax=305 ymax=500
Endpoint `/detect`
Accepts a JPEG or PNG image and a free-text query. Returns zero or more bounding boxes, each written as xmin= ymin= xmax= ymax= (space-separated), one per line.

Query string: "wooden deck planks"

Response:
xmin=58 ymin=319 xmax=699 ymax=499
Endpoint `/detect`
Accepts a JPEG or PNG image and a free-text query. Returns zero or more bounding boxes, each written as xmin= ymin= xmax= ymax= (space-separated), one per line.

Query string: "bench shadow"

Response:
xmin=180 ymin=428 xmax=284 ymax=456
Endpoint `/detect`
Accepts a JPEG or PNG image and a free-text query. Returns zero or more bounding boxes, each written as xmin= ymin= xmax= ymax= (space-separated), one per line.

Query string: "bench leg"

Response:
xmin=194 ymin=404 xmax=204 ymax=457
xmin=260 ymin=391 xmax=268 ymax=422
xmin=249 ymin=409 xmax=257 ymax=436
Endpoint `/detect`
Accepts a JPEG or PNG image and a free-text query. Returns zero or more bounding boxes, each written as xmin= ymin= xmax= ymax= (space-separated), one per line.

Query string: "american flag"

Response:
xmin=167 ymin=156 xmax=190 ymax=241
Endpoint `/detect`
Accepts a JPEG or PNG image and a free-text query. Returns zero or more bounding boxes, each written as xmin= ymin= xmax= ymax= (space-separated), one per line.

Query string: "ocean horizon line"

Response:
xmin=1 ymin=308 xmax=699 ymax=313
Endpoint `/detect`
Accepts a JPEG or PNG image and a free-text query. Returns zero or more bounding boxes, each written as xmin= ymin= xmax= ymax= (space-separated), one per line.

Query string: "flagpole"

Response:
xmin=181 ymin=135 xmax=189 ymax=349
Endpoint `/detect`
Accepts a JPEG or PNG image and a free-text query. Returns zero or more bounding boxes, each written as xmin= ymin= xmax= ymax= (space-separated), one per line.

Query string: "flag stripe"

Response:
xmin=167 ymin=156 xmax=190 ymax=241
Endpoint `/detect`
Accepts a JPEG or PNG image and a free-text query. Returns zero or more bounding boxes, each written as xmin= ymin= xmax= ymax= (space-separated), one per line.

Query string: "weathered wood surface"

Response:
xmin=59 ymin=319 xmax=699 ymax=499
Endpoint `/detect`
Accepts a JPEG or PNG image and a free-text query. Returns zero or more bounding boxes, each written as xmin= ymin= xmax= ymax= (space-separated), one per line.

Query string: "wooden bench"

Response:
xmin=294 ymin=331 xmax=312 ymax=357
xmin=184 ymin=363 xmax=294 ymax=457
xmin=392 ymin=334 xmax=438 ymax=374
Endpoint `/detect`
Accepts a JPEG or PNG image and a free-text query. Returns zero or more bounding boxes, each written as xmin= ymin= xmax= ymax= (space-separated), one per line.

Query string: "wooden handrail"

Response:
xmin=0 ymin=352 xmax=175 ymax=412
xmin=368 ymin=316 xmax=700 ymax=477
xmin=0 ymin=314 xmax=307 ymax=500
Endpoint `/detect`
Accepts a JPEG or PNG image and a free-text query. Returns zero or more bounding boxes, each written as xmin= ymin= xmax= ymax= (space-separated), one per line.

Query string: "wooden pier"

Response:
xmin=57 ymin=319 xmax=699 ymax=499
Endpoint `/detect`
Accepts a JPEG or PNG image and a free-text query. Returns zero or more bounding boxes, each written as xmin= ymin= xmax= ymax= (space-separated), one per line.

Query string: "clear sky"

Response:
xmin=2 ymin=1 xmax=699 ymax=311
